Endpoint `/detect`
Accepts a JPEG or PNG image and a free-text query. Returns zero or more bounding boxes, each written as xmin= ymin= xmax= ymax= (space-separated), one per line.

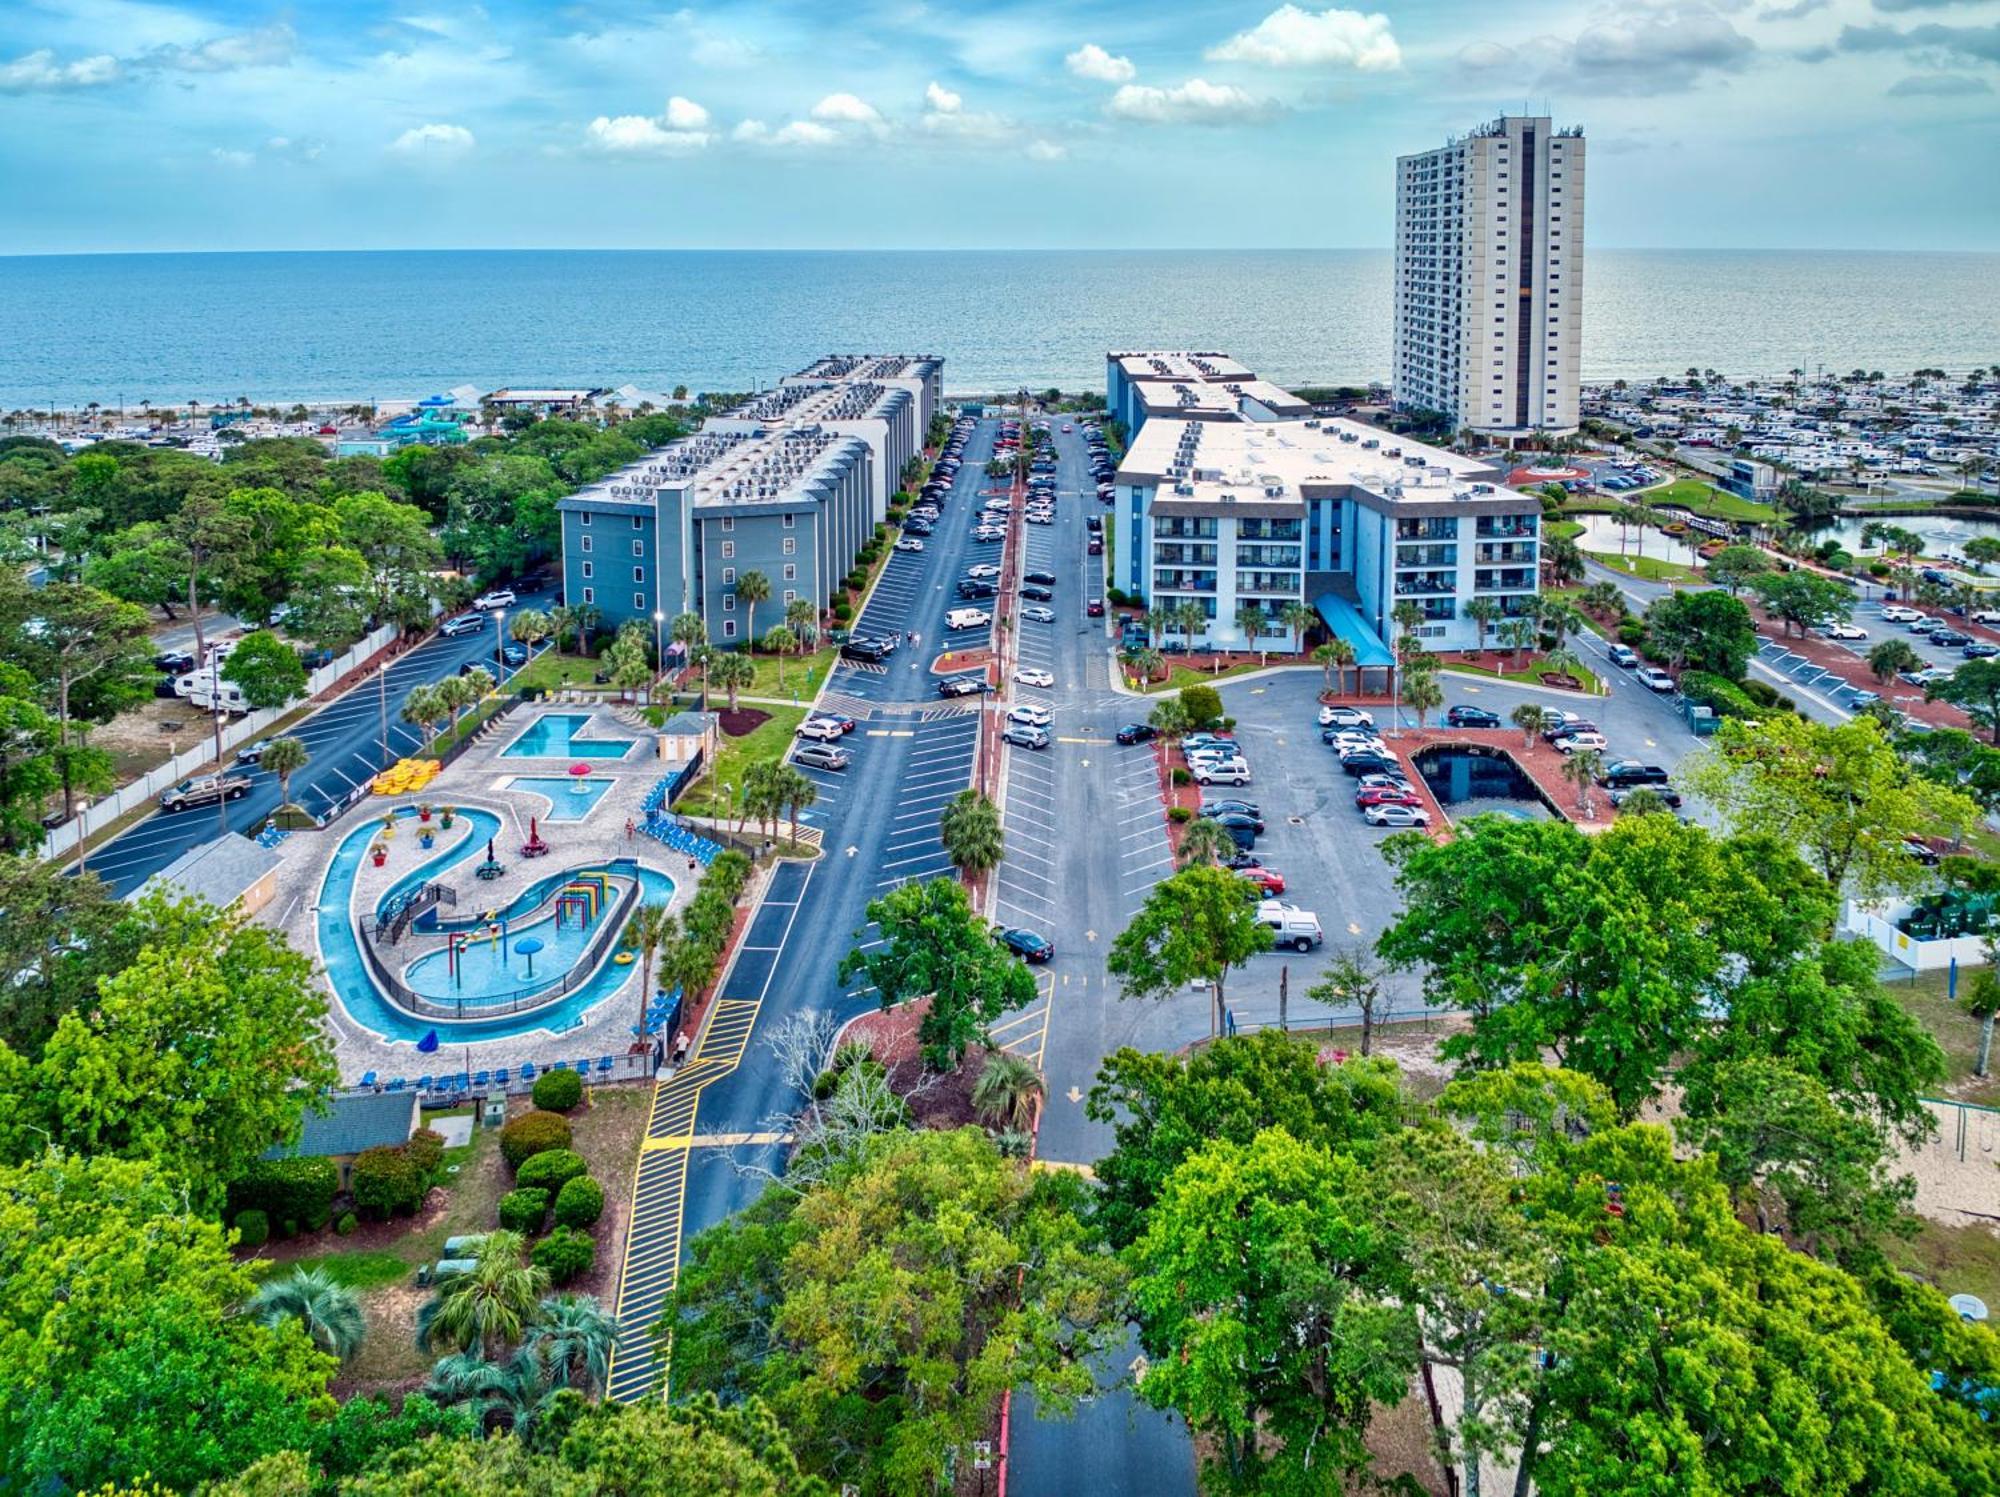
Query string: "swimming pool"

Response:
xmin=316 ymin=808 xmax=674 ymax=1044
xmin=501 ymin=713 xmax=637 ymax=759
xmin=508 ymin=775 xmax=615 ymax=821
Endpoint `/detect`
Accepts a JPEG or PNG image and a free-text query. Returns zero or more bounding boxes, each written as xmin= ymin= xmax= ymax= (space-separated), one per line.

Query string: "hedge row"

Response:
xmin=351 ymin=1127 xmax=448 ymax=1221
xmin=227 ymin=1157 xmax=338 ymax=1237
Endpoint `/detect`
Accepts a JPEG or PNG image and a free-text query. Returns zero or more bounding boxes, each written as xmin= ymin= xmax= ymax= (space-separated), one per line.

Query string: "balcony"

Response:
xmin=1156 ymin=518 xmax=1218 ymax=540
xmin=1152 ymin=544 xmax=1217 ymax=566
xmin=1154 ymin=571 xmax=1217 ymax=594
xmin=1396 ymin=544 xmax=1458 ymax=569
xmin=1234 ymin=572 xmax=1302 ymax=596
xmin=1394 ymin=572 xmax=1457 ymax=597
xmin=1474 ymin=543 xmax=1536 ymax=565
xmin=1475 ymin=516 xmax=1539 ymax=539
xmin=1236 ymin=544 xmax=1302 ymax=569
xmin=1236 ymin=519 xmax=1303 ymax=542
xmin=1475 ymin=569 xmax=1535 ymax=592
xmin=1395 ymin=519 xmax=1459 ymax=541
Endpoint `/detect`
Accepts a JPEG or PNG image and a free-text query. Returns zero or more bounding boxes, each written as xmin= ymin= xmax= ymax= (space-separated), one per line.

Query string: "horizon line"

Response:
xmin=4 ymin=244 xmax=1997 ymax=261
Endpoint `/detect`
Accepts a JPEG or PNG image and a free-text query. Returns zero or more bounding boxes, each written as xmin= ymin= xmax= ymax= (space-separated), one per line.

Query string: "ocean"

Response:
xmin=1 ymin=248 xmax=1996 ymax=411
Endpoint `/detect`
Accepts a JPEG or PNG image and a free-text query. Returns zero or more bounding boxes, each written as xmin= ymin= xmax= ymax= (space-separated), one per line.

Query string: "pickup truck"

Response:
xmin=159 ymin=773 xmax=252 ymax=813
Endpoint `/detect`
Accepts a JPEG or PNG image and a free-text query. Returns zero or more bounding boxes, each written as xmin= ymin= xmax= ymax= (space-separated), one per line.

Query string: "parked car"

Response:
xmin=1637 ymin=667 xmax=1676 ymax=693
xmin=805 ymin=713 xmax=857 ymax=735
xmin=1964 ymin=642 xmax=2000 ymax=660
xmin=1341 ymin=752 xmax=1401 ymax=777
xmin=1115 ymin=723 xmax=1157 ymax=745
xmin=1023 ymin=570 xmax=1057 ymax=585
xmin=1238 ymin=866 xmax=1286 ymax=896
xmin=1553 ymin=731 xmax=1610 ymax=754
xmin=159 ymin=773 xmax=251 ymax=813
xmin=1608 ymin=783 xmax=1682 ymax=809
xmin=1007 ymin=704 xmax=1053 ymax=729
xmin=1880 ymin=605 xmax=1924 ymax=623
xmin=500 ymin=642 xmax=529 ymax=667
xmin=1021 ymin=606 xmax=1056 ymax=624
xmin=1256 ymin=900 xmax=1324 ymax=952
xmin=792 ymin=743 xmax=850 ymax=772
xmin=1201 ymin=798 xmax=1261 ymax=817
xmin=996 ymin=927 xmax=1055 ymax=962
xmin=1930 ymin=629 xmax=1972 ymax=648
xmin=1020 ymin=584 xmax=1054 ymax=602
xmin=1445 ymin=704 xmax=1501 ymax=729
xmin=795 ymin=719 xmax=846 ymax=742
xmin=235 ymin=738 xmax=273 ymax=766
xmin=1600 ymin=759 xmax=1669 ymax=788
xmin=1607 ymin=644 xmax=1640 ymax=668
xmin=1356 ymin=786 xmax=1424 ymax=809
xmin=965 ymin=563 xmax=1002 ymax=579
xmin=1001 ymin=722 xmax=1050 ymax=750
xmin=1016 ymin=667 xmax=1055 ymax=688
xmin=893 ymin=537 xmax=925 ymax=553
xmin=1319 ymin=705 xmax=1374 ymax=728
xmin=937 ymin=676 xmax=987 ymax=698
xmin=1364 ymin=803 xmax=1433 ymax=828
xmin=1823 ymin=622 xmax=1867 ymax=641
xmin=439 ymin=614 xmax=486 ymax=637
xmin=153 ymin=650 xmax=196 ymax=674
xmin=1087 ymin=598 xmax=1105 ymax=616
xmin=1193 ymin=757 xmax=1252 ymax=786
xmin=1210 ymin=809 xmax=1266 ymax=835
xmin=472 ymin=589 xmax=516 ymax=610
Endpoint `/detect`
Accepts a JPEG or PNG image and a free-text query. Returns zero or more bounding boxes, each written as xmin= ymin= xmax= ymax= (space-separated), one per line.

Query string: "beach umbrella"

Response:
xmin=517 ymin=936 xmax=544 ymax=978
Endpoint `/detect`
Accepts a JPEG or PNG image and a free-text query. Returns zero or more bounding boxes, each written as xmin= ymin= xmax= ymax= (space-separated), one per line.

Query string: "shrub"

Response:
xmin=1166 ymin=805 xmax=1193 ymax=824
xmin=498 ymin=1187 xmax=549 ymax=1234
xmin=832 ymin=601 xmax=853 ymax=622
xmin=500 ymin=1110 xmax=573 ymax=1170
xmin=517 ymin=1148 xmax=589 ymax=1194
xmin=227 ymin=1156 xmax=338 ymax=1232
xmin=335 ymin=1212 xmax=358 ymax=1237
xmin=1169 ymin=767 xmax=1191 ymax=786
xmin=1679 ymin=669 xmax=1764 ymax=719
xmin=1739 ymin=678 xmax=1782 ymax=707
xmin=352 ymin=1145 xmax=426 ymax=1220
xmin=1617 ymin=622 xmax=1649 ymax=647
xmin=404 ymin=1127 xmax=445 ymax=1182
xmin=1179 ymin=684 xmax=1223 ymax=730
xmin=233 ymin=1209 xmax=270 ymax=1249
xmin=553 ymin=1175 xmax=605 ymax=1229
xmin=532 ymin=1227 xmax=595 ymax=1286
xmin=532 ymin=1069 xmax=584 ymax=1113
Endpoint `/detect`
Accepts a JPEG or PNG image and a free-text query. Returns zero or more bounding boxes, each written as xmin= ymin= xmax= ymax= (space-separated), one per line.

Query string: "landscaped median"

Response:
xmin=672 ymin=704 xmax=809 ymax=820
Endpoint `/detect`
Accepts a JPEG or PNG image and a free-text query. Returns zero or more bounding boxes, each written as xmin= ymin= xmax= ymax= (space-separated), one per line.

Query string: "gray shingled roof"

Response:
xmin=659 ymin=711 xmax=716 ymax=738
xmin=263 ymin=1091 xmax=419 ymax=1161
xmin=134 ymin=833 xmax=284 ymax=908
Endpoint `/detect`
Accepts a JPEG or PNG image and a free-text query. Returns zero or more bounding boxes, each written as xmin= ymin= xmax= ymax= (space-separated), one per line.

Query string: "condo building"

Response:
xmin=1111 ymin=414 xmax=1541 ymax=660
xmin=556 ymin=356 xmax=939 ymax=644
xmin=1394 ymin=115 xmax=1585 ymax=441
xmin=1105 ymin=351 xmax=1311 ymax=438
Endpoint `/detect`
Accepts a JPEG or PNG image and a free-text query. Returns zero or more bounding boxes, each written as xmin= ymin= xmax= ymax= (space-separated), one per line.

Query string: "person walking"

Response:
xmin=624 ymin=817 xmax=635 ymax=842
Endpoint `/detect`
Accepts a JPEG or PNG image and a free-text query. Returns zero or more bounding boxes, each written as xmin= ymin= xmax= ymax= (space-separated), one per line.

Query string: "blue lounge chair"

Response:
xmin=386 ymin=1077 xmax=406 ymax=1092
xmin=494 ymin=1067 xmax=510 ymax=1084
xmin=416 ymin=1074 xmax=435 ymax=1091
xmin=360 ymin=1070 xmax=377 ymax=1088
xmin=448 ymin=1072 xmax=469 ymax=1091
xmin=520 ymin=1062 xmax=537 ymax=1080
xmin=473 ymin=1070 xmax=491 ymax=1087
xmin=551 ymin=1059 xmax=569 ymax=1072
xmin=596 ymin=1056 xmax=614 ymax=1074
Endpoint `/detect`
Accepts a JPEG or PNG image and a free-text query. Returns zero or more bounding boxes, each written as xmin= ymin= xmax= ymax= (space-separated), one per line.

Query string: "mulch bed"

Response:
xmin=1747 ymin=604 xmax=1974 ymax=730
xmin=717 ymin=707 xmax=770 ymax=737
xmin=843 ymin=998 xmax=982 ymax=1131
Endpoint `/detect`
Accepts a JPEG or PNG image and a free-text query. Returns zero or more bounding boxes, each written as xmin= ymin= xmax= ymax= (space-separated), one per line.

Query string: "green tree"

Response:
xmin=519 ymin=1291 xmax=622 ymax=1396
xmin=1511 ymin=701 xmax=1550 ymax=746
xmin=623 ymin=902 xmax=680 ymax=1047
xmin=1173 ymin=815 xmax=1239 ymax=868
xmin=1681 ymin=714 xmax=1980 ymax=895
xmin=221 ymin=629 xmax=307 ymax=710
xmin=0 ymin=676 xmax=61 ymax=850
xmin=1402 ymin=662 xmax=1444 ymax=728
xmin=761 ymin=624 xmax=797 ymax=688
xmin=1642 ymin=588 xmax=1758 ymax=678
xmin=0 ymin=1152 xmax=337 ymax=1493
xmin=1107 ymin=864 xmax=1273 ymax=1038
xmin=509 ymin=608 xmax=553 ymax=649
xmin=774 ymin=761 xmax=817 ymax=844
xmin=734 ymin=569 xmax=771 ymax=645
xmin=785 ymin=595 xmax=820 ymax=651
xmin=416 ymin=1230 xmax=550 ymax=1361
xmin=247 ymin=1267 xmax=368 ymax=1362
xmin=937 ymin=787 xmax=1004 ymax=879
xmin=400 ymin=683 xmax=448 ymax=743
xmin=1086 ymin=1031 xmax=1406 ymax=1248
xmin=1177 ymin=681 xmax=1223 ymax=730
xmin=35 ymin=891 xmax=338 ymax=1211
xmin=839 ymin=877 xmax=1037 ymax=1071
xmin=971 ymin=1049 xmax=1045 ymax=1132
xmin=1868 ymin=636 xmax=1924 ymax=683
xmin=1306 ymin=944 xmax=1392 ymax=1055
xmin=707 ymin=650 xmax=755 ymax=710
xmin=13 ymin=582 xmax=152 ymax=815
xmin=1314 ymin=637 xmax=1355 ymax=696
xmin=1462 ymin=595 xmax=1501 ymax=653
xmin=1561 ymin=744 xmax=1604 ymax=816
xmin=1703 ymin=543 xmax=1773 ymax=595
xmin=333 ymin=491 xmax=444 ymax=627
xmin=1927 ymin=656 xmax=2000 ymax=743
xmin=283 ymin=544 xmax=373 ymax=649
xmin=82 ymin=523 xmax=190 ymax=615
xmin=671 ymin=1128 xmax=1122 ymax=1497
xmin=1750 ymin=568 xmax=1855 ymax=638
xmin=259 ymin=735 xmax=309 ymax=809
xmin=1126 ymin=1127 xmax=1417 ymax=1491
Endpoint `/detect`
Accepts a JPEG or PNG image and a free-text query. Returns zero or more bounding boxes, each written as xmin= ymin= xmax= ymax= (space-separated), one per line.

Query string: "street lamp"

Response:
xmin=492 ymin=608 xmax=506 ymax=681
xmin=653 ymin=609 xmax=666 ymax=702
xmin=377 ymin=662 xmax=390 ymax=766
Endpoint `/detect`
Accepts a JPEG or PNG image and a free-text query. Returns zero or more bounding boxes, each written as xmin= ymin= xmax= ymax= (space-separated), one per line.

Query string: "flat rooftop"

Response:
xmin=728 ymin=380 xmax=908 ymax=426
xmin=788 ymin=354 xmax=941 ymax=383
xmin=1121 ymin=417 xmax=1531 ymax=514
xmin=558 ymin=424 xmax=865 ymax=514
xmin=1111 ymin=350 xmax=1257 ymax=384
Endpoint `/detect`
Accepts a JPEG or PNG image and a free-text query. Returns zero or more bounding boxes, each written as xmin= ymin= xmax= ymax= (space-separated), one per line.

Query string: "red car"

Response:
xmin=1086 ymin=598 xmax=1105 ymax=617
xmin=1355 ymin=787 xmax=1424 ymax=810
xmin=1237 ymin=867 xmax=1286 ymax=896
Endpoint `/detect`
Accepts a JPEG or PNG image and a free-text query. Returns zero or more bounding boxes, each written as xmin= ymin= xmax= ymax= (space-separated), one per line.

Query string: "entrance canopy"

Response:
xmin=1312 ymin=594 xmax=1394 ymax=670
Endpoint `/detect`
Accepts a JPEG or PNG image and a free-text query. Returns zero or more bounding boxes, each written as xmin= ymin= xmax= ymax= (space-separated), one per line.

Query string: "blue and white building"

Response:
xmin=1112 ymin=414 xmax=1541 ymax=659
xmin=1106 ymin=351 xmax=1311 ymax=439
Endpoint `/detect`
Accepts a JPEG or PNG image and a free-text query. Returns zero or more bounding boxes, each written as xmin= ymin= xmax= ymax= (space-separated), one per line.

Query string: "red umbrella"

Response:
xmin=568 ymin=762 xmax=592 ymax=778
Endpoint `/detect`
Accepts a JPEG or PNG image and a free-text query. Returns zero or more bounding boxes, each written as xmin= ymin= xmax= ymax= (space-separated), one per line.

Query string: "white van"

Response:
xmin=945 ymin=607 xmax=992 ymax=631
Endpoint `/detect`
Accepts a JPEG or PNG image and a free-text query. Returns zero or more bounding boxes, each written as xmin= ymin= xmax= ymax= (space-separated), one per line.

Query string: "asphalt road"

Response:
xmin=83 ymin=586 xmax=559 ymax=897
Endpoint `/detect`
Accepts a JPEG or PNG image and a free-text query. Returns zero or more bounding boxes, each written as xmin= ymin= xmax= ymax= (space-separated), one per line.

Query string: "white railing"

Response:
xmin=42 ymin=621 xmax=403 ymax=862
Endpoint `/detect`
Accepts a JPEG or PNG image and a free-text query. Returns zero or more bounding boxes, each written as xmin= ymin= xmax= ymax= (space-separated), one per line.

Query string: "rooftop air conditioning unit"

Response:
xmin=1174 ymin=483 xmax=1195 ymax=497
xmin=1264 ymin=485 xmax=1285 ymax=498
xmin=1361 ymin=439 xmax=1379 ymax=450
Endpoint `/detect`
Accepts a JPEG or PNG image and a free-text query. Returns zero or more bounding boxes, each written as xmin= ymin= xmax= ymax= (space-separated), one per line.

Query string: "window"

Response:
xmin=723 ymin=619 xmax=736 ymax=639
xmin=632 ymin=540 xmax=643 ymax=557
xmin=582 ymin=587 xmax=594 ymax=604
xmin=580 ymin=512 xmax=592 ymax=527
xmin=782 ymin=537 xmax=796 ymax=555
xmin=632 ymin=567 xmax=645 ymax=583
xmin=580 ymin=536 xmax=592 ymax=554
xmin=634 ymin=593 xmax=645 ymax=610
xmin=783 ymin=564 xmax=796 ymax=581
xmin=722 ymin=567 xmax=735 ymax=585
xmin=722 ymin=595 xmax=735 ymax=612
xmin=783 ymin=589 xmax=797 ymax=604
xmin=632 ymin=515 xmax=644 ymax=530
xmin=782 ymin=513 xmax=795 ymax=529
xmin=581 ymin=561 xmax=593 ymax=579
xmin=721 ymin=540 xmax=735 ymax=559
xmin=720 ymin=516 xmax=734 ymax=532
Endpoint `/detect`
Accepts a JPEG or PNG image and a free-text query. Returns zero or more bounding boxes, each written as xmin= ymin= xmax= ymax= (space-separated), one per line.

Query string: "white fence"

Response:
xmin=1845 ymin=900 xmax=1990 ymax=973
xmin=41 ymin=622 xmax=402 ymax=862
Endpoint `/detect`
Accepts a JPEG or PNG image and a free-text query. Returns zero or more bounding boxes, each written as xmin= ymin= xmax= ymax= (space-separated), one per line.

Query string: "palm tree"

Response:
xmin=669 ymin=611 xmax=706 ymax=682
xmin=735 ymin=570 xmax=771 ymax=647
xmin=939 ymin=788 xmax=1004 ymax=881
xmin=520 ymin=1293 xmax=621 ymax=1395
xmin=1147 ymin=694 xmax=1189 ymax=745
xmin=1234 ymin=603 xmax=1267 ymax=659
xmin=1129 ymin=646 xmax=1163 ymax=685
xmin=548 ymin=604 xmax=579 ymax=657
xmin=1539 ymin=600 xmax=1586 ymax=653
xmin=1542 ymin=647 xmax=1584 ymax=685
xmin=1175 ymin=599 xmax=1207 ymax=653
xmin=400 ymin=684 xmax=447 ymax=744
xmin=624 ymin=902 xmax=679 ymax=1045
xmin=1315 ymin=637 xmax=1356 ymax=698
xmin=416 ymin=1231 xmax=549 ymax=1360
xmin=709 ymin=651 xmax=756 ymax=711
xmin=1511 ymin=702 xmax=1550 ymax=747
xmin=740 ymin=758 xmax=786 ymax=841
xmin=762 ymin=625 xmax=797 ymax=688
xmin=1462 ymin=597 xmax=1501 ymax=655
xmin=777 ymin=763 xmax=818 ymax=844
xmin=1868 ymin=638 xmax=1922 ymax=683
xmin=1176 ymin=816 xmax=1239 ymax=868
xmin=1280 ymin=599 xmax=1318 ymax=652
xmin=972 ymin=1051 xmax=1045 ymax=1133
xmin=784 ymin=597 xmax=820 ymax=652
xmin=509 ymin=609 xmax=552 ymax=650
xmin=1562 ymin=747 xmax=1604 ymax=818
xmin=1401 ymin=667 xmax=1443 ymax=730
xmin=248 ymin=1267 xmax=366 ymax=1362
xmin=260 ymin=735 xmax=309 ymax=810
xmin=422 ymin=1350 xmax=527 ymax=1431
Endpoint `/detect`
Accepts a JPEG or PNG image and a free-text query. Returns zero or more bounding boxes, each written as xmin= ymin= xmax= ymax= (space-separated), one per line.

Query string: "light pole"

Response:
xmin=653 ymin=609 xmax=666 ymax=702
xmin=492 ymin=608 xmax=506 ymax=681
xmin=377 ymin=662 xmax=389 ymax=767
xmin=213 ymin=709 xmax=230 ymax=833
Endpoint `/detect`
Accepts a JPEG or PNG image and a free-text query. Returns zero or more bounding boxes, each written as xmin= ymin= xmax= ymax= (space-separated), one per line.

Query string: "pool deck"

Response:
xmin=258 ymin=705 xmax=698 ymax=1083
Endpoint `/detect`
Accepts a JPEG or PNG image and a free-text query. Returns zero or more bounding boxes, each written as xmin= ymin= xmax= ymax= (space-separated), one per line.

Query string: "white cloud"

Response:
xmin=390 ymin=122 xmax=476 ymax=155
xmin=664 ymin=95 xmax=710 ymax=131
xmin=1106 ymin=77 xmax=1271 ymax=125
xmin=1065 ymin=43 xmax=1136 ymax=83
xmin=147 ymin=23 xmax=296 ymax=74
xmin=1026 ymin=139 xmax=1068 ymax=161
xmin=773 ymin=119 xmax=839 ymax=146
xmin=0 ymin=48 xmax=119 ymax=92
xmin=925 ymin=80 xmax=962 ymax=113
xmin=1464 ymin=3 xmax=1755 ymax=96
xmin=811 ymin=91 xmax=881 ymax=124
xmin=209 ymin=147 xmax=255 ymax=168
xmin=586 ymin=114 xmax=712 ymax=154
xmin=732 ymin=118 xmax=769 ymax=142
xmin=1207 ymin=6 xmax=1402 ymax=70
xmin=922 ymin=108 xmax=1010 ymax=140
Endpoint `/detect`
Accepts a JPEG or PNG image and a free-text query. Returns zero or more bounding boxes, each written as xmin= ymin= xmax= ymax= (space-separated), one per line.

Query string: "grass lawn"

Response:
xmin=423 ymin=694 xmax=514 ymax=758
xmin=1885 ymin=1215 xmax=2000 ymax=1312
xmin=1547 ymin=518 xmax=1585 ymax=542
xmin=737 ymin=645 xmax=837 ymax=701
xmin=1646 ymin=478 xmax=1778 ymax=524
xmin=505 ymin=650 xmax=614 ymax=698
xmin=675 ymin=703 xmax=809 ymax=818
xmin=1582 ymin=549 xmax=1703 ymax=584
xmin=1443 ymin=658 xmax=1605 ymax=695
xmin=1140 ymin=661 xmax=1269 ymax=694
xmin=282 ymin=1249 xmax=413 ymax=1290
xmin=1881 ymin=968 xmax=2000 ymax=1107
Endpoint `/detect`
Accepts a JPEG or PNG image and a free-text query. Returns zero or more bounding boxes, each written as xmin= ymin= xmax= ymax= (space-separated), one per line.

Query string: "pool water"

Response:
xmin=502 ymin=713 xmax=637 ymax=759
xmin=402 ymin=897 xmax=613 ymax=1004
xmin=508 ymin=775 xmax=615 ymax=821
xmin=1414 ymin=746 xmax=1554 ymax=821
xmin=315 ymin=808 xmax=675 ymax=1044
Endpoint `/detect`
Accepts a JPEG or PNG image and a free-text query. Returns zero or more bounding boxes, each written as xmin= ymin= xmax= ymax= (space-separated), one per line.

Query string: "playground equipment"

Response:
xmin=556 ymin=873 xmax=613 ymax=932
xmin=446 ymin=914 xmax=510 ymax=988
xmin=373 ymin=758 xmax=442 ymax=795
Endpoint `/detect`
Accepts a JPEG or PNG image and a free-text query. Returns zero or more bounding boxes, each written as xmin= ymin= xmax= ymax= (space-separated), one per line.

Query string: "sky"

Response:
xmin=2 ymin=0 xmax=1997 ymax=254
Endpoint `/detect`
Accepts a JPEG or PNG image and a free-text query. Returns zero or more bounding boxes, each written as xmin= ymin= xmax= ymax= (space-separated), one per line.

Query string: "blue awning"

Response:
xmin=1312 ymin=594 xmax=1394 ymax=669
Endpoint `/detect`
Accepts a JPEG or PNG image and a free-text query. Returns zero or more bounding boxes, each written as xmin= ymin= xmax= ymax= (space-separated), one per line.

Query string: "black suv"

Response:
xmin=841 ymin=636 xmax=896 ymax=662
xmin=957 ymin=579 xmax=997 ymax=599
xmin=1445 ymin=704 xmax=1501 ymax=729
xmin=1023 ymin=570 xmax=1057 ymax=585
xmin=1115 ymin=723 xmax=1157 ymax=745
